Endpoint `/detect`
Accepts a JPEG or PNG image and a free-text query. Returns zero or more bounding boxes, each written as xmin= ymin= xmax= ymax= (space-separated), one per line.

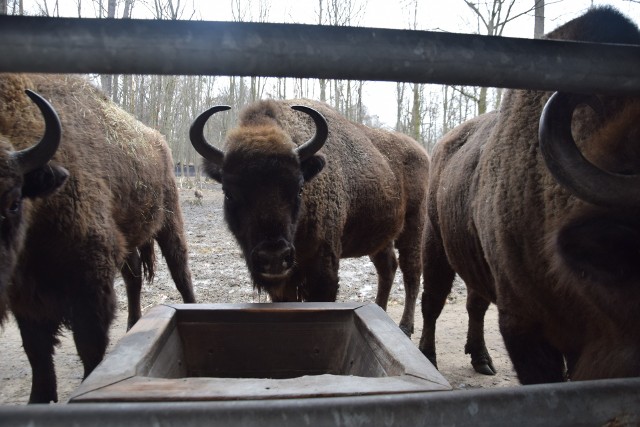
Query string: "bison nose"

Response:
xmin=252 ymin=238 xmax=295 ymax=278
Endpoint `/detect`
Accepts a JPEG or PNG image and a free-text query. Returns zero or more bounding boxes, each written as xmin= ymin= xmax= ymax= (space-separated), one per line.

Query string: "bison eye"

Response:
xmin=1 ymin=190 xmax=22 ymax=221
xmin=8 ymin=200 xmax=21 ymax=214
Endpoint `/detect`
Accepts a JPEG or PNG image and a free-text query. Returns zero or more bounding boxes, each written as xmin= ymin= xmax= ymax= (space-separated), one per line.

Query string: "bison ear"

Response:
xmin=21 ymin=163 xmax=69 ymax=199
xmin=301 ymin=154 xmax=325 ymax=182
xmin=556 ymin=215 xmax=640 ymax=286
xmin=204 ymin=161 xmax=222 ymax=183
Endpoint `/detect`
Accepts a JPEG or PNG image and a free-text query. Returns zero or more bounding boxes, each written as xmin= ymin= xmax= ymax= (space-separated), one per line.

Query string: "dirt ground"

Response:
xmin=0 ymin=184 xmax=517 ymax=405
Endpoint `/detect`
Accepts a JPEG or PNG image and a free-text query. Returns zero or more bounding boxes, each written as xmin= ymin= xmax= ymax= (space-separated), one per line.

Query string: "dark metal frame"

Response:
xmin=1 ymin=378 xmax=639 ymax=426
xmin=0 ymin=14 xmax=639 ymax=426
xmin=1 ymin=15 xmax=639 ymax=94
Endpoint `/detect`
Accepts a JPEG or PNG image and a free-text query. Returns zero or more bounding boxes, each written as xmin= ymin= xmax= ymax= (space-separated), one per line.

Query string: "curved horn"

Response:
xmin=539 ymin=91 xmax=640 ymax=207
xmin=189 ymin=105 xmax=230 ymax=166
xmin=14 ymin=90 xmax=62 ymax=174
xmin=291 ymin=105 xmax=328 ymax=162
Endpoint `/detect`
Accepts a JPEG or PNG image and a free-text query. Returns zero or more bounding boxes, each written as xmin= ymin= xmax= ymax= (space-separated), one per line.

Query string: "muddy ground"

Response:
xmin=0 ymin=184 xmax=517 ymax=405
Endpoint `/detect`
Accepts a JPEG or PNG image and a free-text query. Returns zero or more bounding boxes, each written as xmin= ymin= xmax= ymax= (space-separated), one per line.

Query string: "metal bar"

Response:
xmin=1 ymin=16 xmax=639 ymax=95
xmin=1 ymin=378 xmax=639 ymax=426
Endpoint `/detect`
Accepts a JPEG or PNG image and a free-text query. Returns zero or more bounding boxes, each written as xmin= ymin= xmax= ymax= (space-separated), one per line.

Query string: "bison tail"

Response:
xmin=139 ymin=241 xmax=156 ymax=283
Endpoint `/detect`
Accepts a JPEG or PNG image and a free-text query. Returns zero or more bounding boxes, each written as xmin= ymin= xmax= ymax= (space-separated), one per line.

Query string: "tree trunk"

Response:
xmin=99 ymin=0 xmax=117 ymax=97
xmin=396 ymin=82 xmax=405 ymax=131
xmin=250 ymin=76 xmax=257 ymax=101
xmin=478 ymin=86 xmax=487 ymax=115
xmin=319 ymin=79 xmax=327 ymax=102
xmin=122 ymin=0 xmax=134 ymax=18
xmin=411 ymin=84 xmax=421 ymax=142
xmin=357 ymin=81 xmax=363 ymax=123
xmin=107 ymin=0 xmax=115 ymax=17
xmin=534 ymin=0 xmax=545 ymax=39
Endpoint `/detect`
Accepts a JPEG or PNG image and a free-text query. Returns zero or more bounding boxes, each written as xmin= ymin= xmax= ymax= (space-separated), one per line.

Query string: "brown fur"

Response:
xmin=419 ymin=7 xmax=640 ymax=384
xmin=202 ymin=99 xmax=429 ymax=336
xmin=0 ymin=74 xmax=195 ymax=403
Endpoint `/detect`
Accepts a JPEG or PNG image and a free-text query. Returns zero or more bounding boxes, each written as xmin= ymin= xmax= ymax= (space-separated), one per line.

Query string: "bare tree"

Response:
xmin=534 ymin=0 xmax=545 ymax=38
xmin=318 ymin=0 xmax=365 ymax=117
xmin=317 ymin=0 xmax=327 ymax=102
xmin=154 ymin=0 xmax=192 ymax=20
xmin=463 ymin=0 xmax=538 ymax=114
xmin=1 ymin=0 xmax=24 ymax=14
xmin=250 ymin=0 xmax=270 ymax=101
xmin=396 ymin=82 xmax=406 ymax=131
xmin=122 ymin=0 xmax=134 ymax=18
xmin=98 ymin=0 xmax=117 ymax=97
xmin=405 ymin=0 xmax=425 ymax=143
xmin=35 ymin=0 xmax=59 ymax=16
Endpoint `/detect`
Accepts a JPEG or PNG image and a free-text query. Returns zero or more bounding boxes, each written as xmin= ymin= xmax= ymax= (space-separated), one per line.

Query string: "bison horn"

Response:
xmin=291 ymin=106 xmax=328 ymax=162
xmin=189 ymin=105 xmax=230 ymax=166
xmin=539 ymin=91 xmax=640 ymax=207
xmin=14 ymin=90 xmax=62 ymax=174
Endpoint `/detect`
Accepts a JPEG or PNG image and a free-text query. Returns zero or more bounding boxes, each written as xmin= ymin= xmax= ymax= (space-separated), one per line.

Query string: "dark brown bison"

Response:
xmin=419 ymin=7 xmax=640 ymax=384
xmin=0 ymin=90 xmax=66 ymax=321
xmin=0 ymin=73 xmax=196 ymax=403
xmin=190 ymin=99 xmax=429 ymax=336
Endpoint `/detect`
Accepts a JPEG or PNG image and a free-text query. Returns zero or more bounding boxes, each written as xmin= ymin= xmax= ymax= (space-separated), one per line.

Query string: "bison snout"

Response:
xmin=251 ymin=239 xmax=295 ymax=280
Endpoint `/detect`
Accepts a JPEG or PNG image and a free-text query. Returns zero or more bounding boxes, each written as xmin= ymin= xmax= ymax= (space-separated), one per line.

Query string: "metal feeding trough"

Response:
xmin=69 ymin=302 xmax=451 ymax=402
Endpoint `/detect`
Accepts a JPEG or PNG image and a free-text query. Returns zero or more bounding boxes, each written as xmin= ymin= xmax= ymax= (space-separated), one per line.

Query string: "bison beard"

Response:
xmin=191 ymin=98 xmax=430 ymax=335
xmin=0 ymin=74 xmax=196 ymax=403
xmin=419 ymin=6 xmax=640 ymax=384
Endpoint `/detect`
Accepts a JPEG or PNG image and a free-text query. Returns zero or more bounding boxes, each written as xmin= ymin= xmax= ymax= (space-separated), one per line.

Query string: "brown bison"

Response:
xmin=190 ymin=99 xmax=429 ymax=336
xmin=0 ymin=74 xmax=196 ymax=403
xmin=0 ymin=90 xmax=66 ymax=320
xmin=419 ymin=7 xmax=640 ymax=384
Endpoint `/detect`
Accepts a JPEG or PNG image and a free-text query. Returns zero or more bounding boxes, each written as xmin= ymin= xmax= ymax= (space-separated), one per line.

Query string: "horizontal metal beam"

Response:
xmin=1 ymin=377 xmax=639 ymax=426
xmin=1 ymin=16 xmax=639 ymax=95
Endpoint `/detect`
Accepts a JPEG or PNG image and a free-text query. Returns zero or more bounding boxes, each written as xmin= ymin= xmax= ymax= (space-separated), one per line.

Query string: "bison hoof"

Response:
xmin=29 ymin=391 xmax=58 ymax=404
xmin=472 ymin=358 xmax=497 ymax=376
xmin=425 ymin=353 xmax=439 ymax=370
xmin=399 ymin=324 xmax=413 ymax=338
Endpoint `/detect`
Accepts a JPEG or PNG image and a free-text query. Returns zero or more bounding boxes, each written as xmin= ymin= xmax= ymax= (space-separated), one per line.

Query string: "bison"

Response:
xmin=0 ymin=90 xmax=66 ymax=321
xmin=418 ymin=6 xmax=640 ymax=384
xmin=190 ymin=99 xmax=429 ymax=336
xmin=0 ymin=73 xmax=196 ymax=403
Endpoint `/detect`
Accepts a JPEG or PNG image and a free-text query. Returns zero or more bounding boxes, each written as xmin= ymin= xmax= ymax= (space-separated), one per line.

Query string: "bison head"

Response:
xmin=190 ymin=103 xmax=328 ymax=296
xmin=0 ymin=90 xmax=68 ymax=300
xmin=540 ymin=92 xmax=640 ymax=377
xmin=539 ymin=92 xmax=640 ymax=285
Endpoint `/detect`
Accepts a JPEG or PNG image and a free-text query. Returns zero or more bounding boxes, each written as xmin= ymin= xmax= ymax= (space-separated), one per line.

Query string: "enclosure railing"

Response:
xmin=1 ymin=377 xmax=639 ymax=426
xmin=1 ymin=15 xmax=639 ymax=95
xmin=1 ymin=14 xmax=639 ymax=426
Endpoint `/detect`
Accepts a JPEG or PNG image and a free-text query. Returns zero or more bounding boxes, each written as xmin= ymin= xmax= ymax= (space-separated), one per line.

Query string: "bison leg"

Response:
xmin=498 ymin=309 xmax=566 ymax=384
xmin=465 ymin=289 xmax=496 ymax=375
xmin=15 ymin=315 xmax=60 ymax=403
xmin=70 ymin=281 xmax=116 ymax=381
xmin=396 ymin=220 xmax=425 ymax=338
xmin=121 ymin=250 xmax=142 ymax=330
xmin=155 ymin=219 xmax=196 ymax=304
xmin=303 ymin=251 xmax=340 ymax=302
xmin=418 ymin=222 xmax=456 ymax=370
xmin=370 ymin=244 xmax=398 ymax=311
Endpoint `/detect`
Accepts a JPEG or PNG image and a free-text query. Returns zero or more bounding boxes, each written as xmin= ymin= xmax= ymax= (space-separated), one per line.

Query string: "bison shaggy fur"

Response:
xmin=0 ymin=74 xmax=195 ymax=403
xmin=192 ymin=99 xmax=429 ymax=336
xmin=418 ymin=6 xmax=640 ymax=384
